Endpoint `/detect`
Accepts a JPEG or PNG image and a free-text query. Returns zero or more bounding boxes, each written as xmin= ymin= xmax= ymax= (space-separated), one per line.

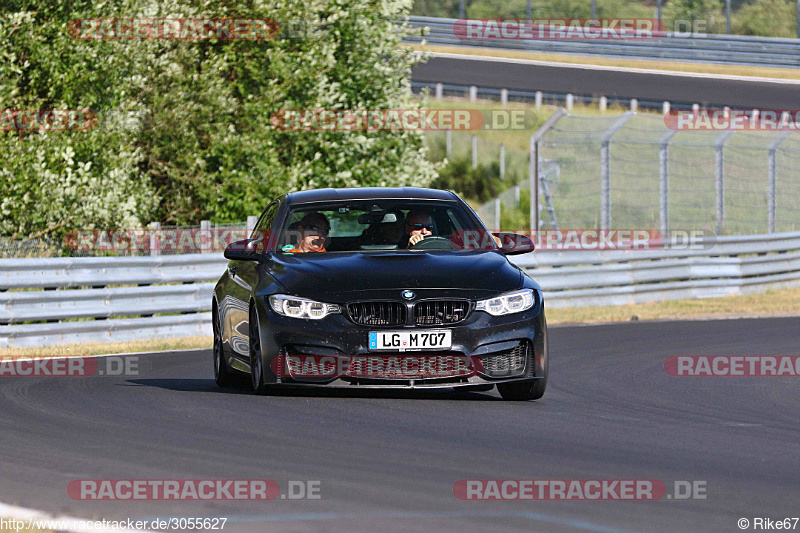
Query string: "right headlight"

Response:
xmin=475 ymin=289 xmax=535 ymax=316
xmin=268 ymin=294 xmax=340 ymax=320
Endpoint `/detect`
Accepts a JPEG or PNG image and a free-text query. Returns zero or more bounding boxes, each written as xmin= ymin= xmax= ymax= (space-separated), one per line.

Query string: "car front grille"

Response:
xmin=347 ymin=302 xmax=406 ymax=326
xmin=478 ymin=342 xmax=528 ymax=378
xmin=413 ymin=300 xmax=470 ymax=325
xmin=347 ymin=300 xmax=470 ymax=326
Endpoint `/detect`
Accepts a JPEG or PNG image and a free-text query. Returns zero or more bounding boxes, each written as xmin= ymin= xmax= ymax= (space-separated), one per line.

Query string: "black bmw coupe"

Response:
xmin=213 ymin=187 xmax=548 ymax=400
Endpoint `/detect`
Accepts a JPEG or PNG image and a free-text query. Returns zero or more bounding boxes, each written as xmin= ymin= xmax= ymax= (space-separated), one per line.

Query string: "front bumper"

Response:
xmin=254 ymin=298 xmax=547 ymax=389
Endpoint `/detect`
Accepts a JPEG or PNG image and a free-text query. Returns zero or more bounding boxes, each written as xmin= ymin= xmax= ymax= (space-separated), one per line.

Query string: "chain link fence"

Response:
xmin=456 ymin=111 xmax=800 ymax=235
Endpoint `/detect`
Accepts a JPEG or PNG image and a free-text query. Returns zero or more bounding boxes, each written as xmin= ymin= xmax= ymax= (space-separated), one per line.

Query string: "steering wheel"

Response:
xmin=408 ymin=235 xmax=453 ymax=250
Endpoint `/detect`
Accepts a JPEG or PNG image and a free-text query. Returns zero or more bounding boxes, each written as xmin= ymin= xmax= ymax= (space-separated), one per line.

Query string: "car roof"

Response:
xmin=285 ymin=187 xmax=457 ymax=205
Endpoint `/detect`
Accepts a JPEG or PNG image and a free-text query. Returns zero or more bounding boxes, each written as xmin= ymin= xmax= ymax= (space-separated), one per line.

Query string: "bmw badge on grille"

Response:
xmin=401 ymin=290 xmax=415 ymax=300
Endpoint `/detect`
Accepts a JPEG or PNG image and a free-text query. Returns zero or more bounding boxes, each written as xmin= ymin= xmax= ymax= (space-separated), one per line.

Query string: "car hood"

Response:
xmin=265 ymin=251 xmax=522 ymax=302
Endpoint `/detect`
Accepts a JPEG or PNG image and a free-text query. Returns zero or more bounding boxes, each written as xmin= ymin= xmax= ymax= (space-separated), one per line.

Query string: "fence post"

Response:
xmin=662 ymin=101 xmax=670 ymax=115
xmin=768 ymin=132 xmax=791 ymax=233
xmin=200 ymin=220 xmax=211 ymax=254
xmin=500 ymin=88 xmax=508 ymax=106
xmin=600 ymin=112 xmax=636 ymax=231
xmin=471 ymin=135 xmax=478 ymax=169
xmin=499 ymin=143 xmax=505 ymax=180
xmin=529 ymin=107 xmax=568 ymax=233
xmin=494 ymin=197 xmax=501 ymax=232
xmin=247 ymin=215 xmax=258 ymax=236
xmin=535 ymin=91 xmax=542 ymax=110
xmin=469 ymin=85 xmax=477 ymax=102
xmin=565 ymin=93 xmax=574 ymax=111
xmin=715 ymin=131 xmax=734 ymax=234
xmin=446 ymin=129 xmax=452 ymax=157
xmin=149 ymin=222 xmax=161 ymax=257
xmin=630 ymin=98 xmax=638 ymax=112
xmin=659 ymin=131 xmax=677 ymax=236
xmin=599 ymin=96 xmax=607 ymax=112
xmin=435 ymin=83 xmax=443 ymax=100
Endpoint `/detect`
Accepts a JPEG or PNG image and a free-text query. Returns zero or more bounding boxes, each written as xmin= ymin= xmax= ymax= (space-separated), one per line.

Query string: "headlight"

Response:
xmin=475 ymin=289 xmax=535 ymax=316
xmin=268 ymin=295 xmax=340 ymax=320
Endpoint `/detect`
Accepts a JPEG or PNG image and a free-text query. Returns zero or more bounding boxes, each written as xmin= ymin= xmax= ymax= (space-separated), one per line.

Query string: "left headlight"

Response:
xmin=268 ymin=294 xmax=341 ymax=320
xmin=475 ymin=289 xmax=536 ymax=316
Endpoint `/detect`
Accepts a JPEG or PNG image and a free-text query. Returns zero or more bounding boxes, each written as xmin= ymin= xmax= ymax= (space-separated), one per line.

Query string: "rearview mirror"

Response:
xmin=224 ymin=238 xmax=262 ymax=260
xmin=492 ymin=232 xmax=535 ymax=255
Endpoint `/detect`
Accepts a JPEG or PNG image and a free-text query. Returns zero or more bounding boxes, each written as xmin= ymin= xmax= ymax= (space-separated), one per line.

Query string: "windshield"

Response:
xmin=276 ymin=200 xmax=496 ymax=253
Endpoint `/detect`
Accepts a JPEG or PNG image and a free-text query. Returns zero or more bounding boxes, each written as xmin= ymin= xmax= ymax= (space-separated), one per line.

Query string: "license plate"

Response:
xmin=369 ymin=330 xmax=452 ymax=351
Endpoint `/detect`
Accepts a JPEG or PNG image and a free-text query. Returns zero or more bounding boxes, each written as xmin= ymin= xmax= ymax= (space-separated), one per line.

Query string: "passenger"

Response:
xmin=400 ymin=210 xmax=436 ymax=249
xmin=283 ymin=212 xmax=329 ymax=253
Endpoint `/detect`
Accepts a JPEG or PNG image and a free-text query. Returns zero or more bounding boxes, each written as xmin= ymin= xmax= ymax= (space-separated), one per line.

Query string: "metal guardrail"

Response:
xmin=1 ymin=232 xmax=799 ymax=347
xmin=405 ymin=16 xmax=800 ymax=68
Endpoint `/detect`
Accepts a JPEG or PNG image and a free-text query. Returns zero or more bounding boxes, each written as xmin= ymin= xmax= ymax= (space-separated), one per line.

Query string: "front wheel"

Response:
xmin=497 ymin=378 xmax=546 ymax=401
xmin=249 ymin=306 xmax=268 ymax=394
xmin=213 ymin=305 xmax=236 ymax=387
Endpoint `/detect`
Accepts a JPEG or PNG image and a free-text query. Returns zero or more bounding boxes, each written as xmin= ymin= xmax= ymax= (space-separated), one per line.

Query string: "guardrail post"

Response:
xmin=768 ymin=132 xmax=791 ymax=233
xmin=471 ymin=135 xmax=477 ymax=169
xmin=565 ymin=94 xmax=574 ymax=111
xmin=662 ymin=101 xmax=670 ymax=115
xmin=715 ymin=131 xmax=734 ymax=234
xmin=599 ymin=96 xmax=607 ymax=112
xmin=435 ymin=83 xmax=443 ymax=100
xmin=149 ymin=222 xmax=161 ymax=256
xmin=600 ymin=112 xmax=636 ymax=231
xmin=446 ymin=129 xmax=452 ymax=157
xmin=659 ymin=131 xmax=678 ymax=236
xmin=500 ymin=88 xmax=508 ymax=106
xmin=535 ymin=91 xmax=542 ymax=109
xmin=530 ymin=108 xmax=568 ymax=233
xmin=692 ymin=103 xmax=700 ymax=116
xmin=469 ymin=85 xmax=477 ymax=102
xmin=200 ymin=220 xmax=211 ymax=254
xmin=630 ymin=99 xmax=638 ymax=112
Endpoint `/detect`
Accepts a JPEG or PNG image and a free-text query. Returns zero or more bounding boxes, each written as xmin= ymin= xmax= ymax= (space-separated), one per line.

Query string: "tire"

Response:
xmin=497 ymin=378 xmax=546 ymax=401
xmin=248 ymin=305 xmax=268 ymax=394
xmin=213 ymin=304 xmax=236 ymax=387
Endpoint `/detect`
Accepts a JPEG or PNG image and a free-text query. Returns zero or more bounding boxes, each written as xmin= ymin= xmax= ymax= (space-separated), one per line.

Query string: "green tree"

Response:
xmin=732 ymin=0 xmax=797 ymax=36
xmin=1 ymin=0 xmax=437 ymax=238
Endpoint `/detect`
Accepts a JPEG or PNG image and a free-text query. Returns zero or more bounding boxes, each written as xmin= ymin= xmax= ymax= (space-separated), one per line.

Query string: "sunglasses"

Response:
xmin=407 ymin=223 xmax=434 ymax=231
xmin=304 ymin=225 xmax=329 ymax=236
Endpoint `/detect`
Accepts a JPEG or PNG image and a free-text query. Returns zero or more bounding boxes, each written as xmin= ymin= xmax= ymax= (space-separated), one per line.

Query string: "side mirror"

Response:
xmin=224 ymin=238 xmax=262 ymax=261
xmin=492 ymin=232 xmax=535 ymax=255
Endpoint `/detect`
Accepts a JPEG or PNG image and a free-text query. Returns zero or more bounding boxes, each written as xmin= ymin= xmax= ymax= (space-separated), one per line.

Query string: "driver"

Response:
xmin=283 ymin=212 xmax=329 ymax=253
xmin=401 ymin=210 xmax=436 ymax=249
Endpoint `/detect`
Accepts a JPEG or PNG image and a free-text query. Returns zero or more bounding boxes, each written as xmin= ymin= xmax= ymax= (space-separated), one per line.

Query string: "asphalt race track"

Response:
xmin=411 ymin=54 xmax=800 ymax=109
xmin=0 ymin=317 xmax=798 ymax=532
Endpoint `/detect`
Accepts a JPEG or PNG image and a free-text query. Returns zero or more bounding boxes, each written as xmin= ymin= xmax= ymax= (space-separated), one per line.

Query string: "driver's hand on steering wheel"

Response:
xmin=408 ymin=234 xmax=426 ymax=247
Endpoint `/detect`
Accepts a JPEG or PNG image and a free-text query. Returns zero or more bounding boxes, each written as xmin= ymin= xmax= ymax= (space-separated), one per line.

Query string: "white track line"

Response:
xmin=418 ymin=50 xmax=800 ymax=85
xmin=0 ymin=501 xmax=160 ymax=532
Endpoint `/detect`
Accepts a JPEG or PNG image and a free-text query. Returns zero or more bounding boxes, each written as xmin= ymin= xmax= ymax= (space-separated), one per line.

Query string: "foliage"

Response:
xmin=0 ymin=0 xmax=436 ymax=238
